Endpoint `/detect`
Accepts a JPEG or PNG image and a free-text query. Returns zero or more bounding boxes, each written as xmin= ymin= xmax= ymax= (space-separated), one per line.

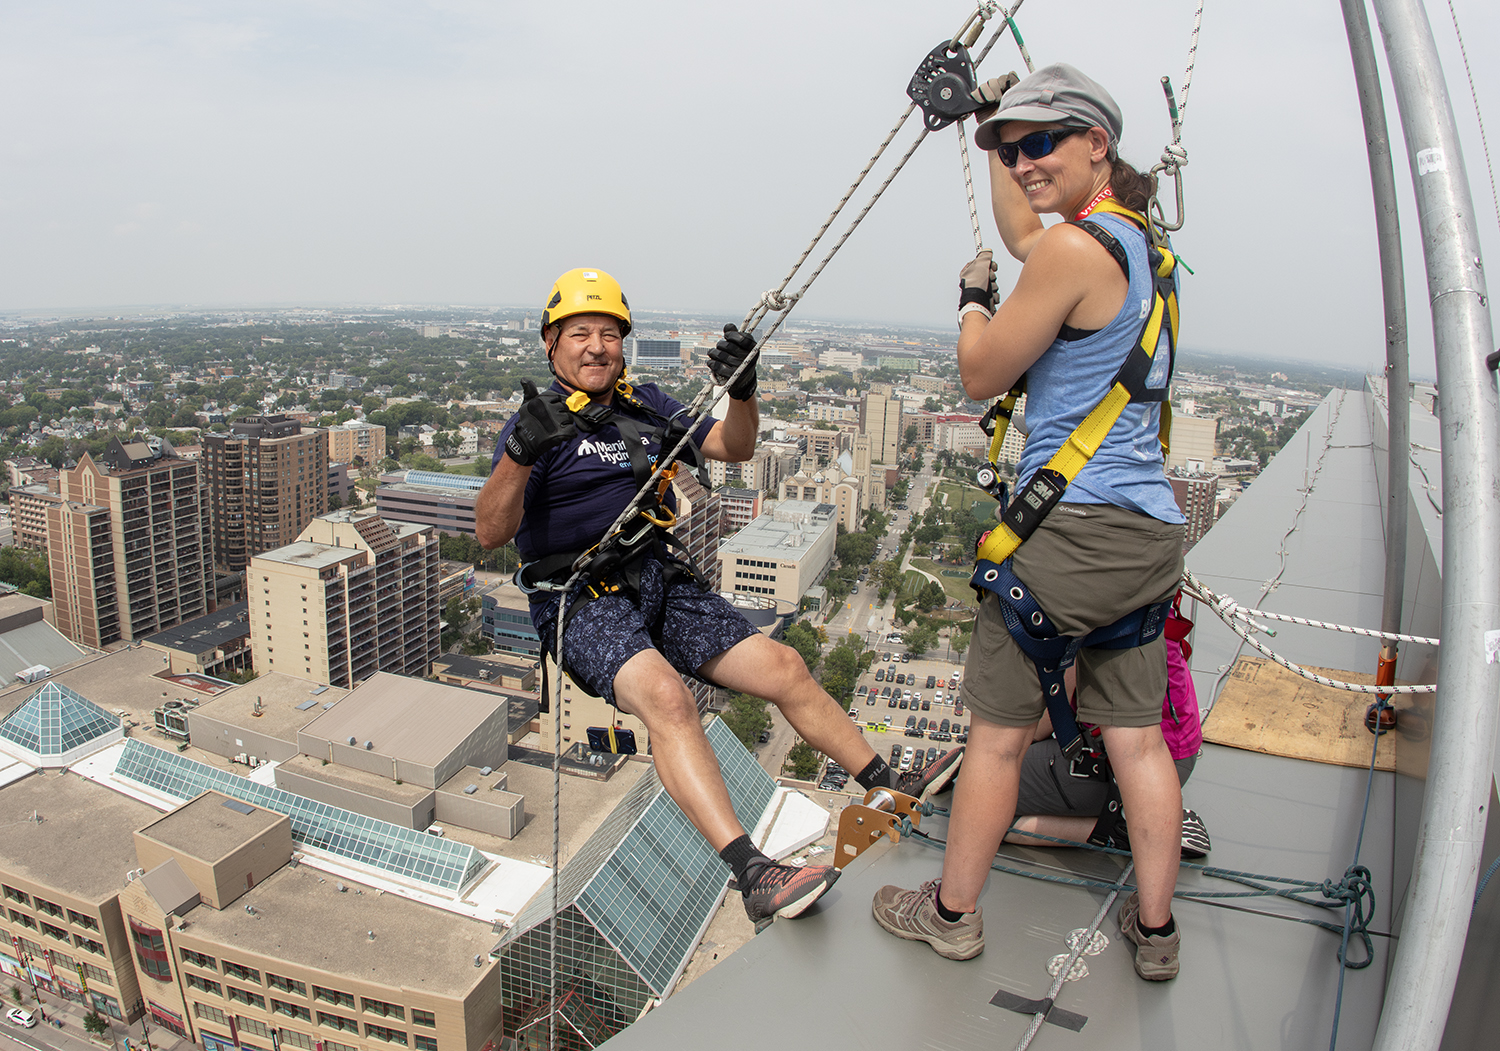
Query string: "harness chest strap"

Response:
xmin=975 ymin=202 xmax=1179 ymax=568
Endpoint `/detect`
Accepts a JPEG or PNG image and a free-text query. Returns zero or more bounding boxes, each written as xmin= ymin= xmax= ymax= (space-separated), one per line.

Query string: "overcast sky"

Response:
xmin=3 ymin=0 xmax=1497 ymax=377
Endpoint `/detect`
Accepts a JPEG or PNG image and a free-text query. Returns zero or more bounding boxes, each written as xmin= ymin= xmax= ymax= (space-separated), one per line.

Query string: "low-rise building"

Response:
xmin=716 ymin=501 xmax=837 ymax=610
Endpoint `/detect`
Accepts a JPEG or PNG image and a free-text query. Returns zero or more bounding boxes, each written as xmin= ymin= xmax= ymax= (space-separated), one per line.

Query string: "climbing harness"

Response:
xmin=966 ymin=203 xmax=1180 ymax=755
xmin=973 ymin=200 xmax=1181 ymax=572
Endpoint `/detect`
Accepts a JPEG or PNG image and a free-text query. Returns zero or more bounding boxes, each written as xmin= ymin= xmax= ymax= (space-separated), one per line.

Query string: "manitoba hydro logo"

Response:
xmin=576 ymin=436 xmax=633 ymax=468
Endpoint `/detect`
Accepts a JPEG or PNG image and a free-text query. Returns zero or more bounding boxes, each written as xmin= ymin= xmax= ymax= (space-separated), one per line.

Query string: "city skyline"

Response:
xmin=2 ymin=1 xmax=1497 ymax=379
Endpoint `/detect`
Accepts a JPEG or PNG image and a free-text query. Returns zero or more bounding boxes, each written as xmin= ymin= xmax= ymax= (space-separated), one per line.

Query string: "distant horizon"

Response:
xmin=0 ymin=300 xmax=1421 ymax=382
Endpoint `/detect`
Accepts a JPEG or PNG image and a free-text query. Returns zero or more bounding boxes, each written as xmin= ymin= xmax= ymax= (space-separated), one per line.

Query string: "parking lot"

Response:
xmin=846 ymin=646 xmax=968 ymax=777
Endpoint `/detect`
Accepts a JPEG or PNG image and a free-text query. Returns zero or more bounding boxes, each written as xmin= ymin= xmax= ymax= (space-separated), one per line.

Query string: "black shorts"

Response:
xmin=1017 ymin=737 xmax=1197 ymax=818
xmin=531 ymin=554 xmax=758 ymax=707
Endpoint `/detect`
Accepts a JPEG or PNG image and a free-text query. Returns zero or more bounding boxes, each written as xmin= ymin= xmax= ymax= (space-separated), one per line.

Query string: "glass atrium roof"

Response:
xmin=114 ymin=739 xmax=488 ymax=893
xmin=502 ymin=718 xmax=776 ymax=996
xmin=0 ymin=682 xmax=120 ymax=757
xmin=404 ymin=470 xmax=486 ymax=491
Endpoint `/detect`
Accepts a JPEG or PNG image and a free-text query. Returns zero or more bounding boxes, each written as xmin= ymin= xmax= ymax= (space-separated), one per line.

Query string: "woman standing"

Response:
xmin=871 ymin=64 xmax=1187 ymax=981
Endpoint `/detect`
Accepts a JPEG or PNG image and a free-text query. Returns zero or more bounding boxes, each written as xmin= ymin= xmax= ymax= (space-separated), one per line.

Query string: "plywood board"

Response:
xmin=1202 ymin=656 xmax=1395 ymax=771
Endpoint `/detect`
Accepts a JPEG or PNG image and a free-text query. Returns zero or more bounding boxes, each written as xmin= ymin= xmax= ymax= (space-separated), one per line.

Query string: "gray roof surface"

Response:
xmin=0 ymin=646 xmax=222 ymax=722
xmin=138 ymin=857 xmax=202 ymax=916
xmin=177 ymin=861 xmax=498 ymax=996
xmin=299 ymin=671 xmax=506 ymax=766
xmin=192 ymin=672 xmax=349 ymax=743
xmin=0 ymin=620 xmax=88 ymax=684
xmin=0 ymin=769 xmax=163 ymax=903
xmin=137 ymin=789 xmax=288 ymax=862
xmin=608 ymin=743 xmax=1393 ymax=1051
xmin=253 ymin=541 xmax=363 ymax=569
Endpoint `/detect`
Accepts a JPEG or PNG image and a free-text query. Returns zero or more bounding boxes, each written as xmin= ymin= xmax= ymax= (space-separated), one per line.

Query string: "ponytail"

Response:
xmin=1108 ymin=157 xmax=1156 ymax=214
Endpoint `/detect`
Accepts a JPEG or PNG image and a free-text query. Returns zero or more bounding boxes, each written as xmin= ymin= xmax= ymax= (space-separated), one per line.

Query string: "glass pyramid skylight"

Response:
xmin=0 ymin=681 xmax=120 ymax=757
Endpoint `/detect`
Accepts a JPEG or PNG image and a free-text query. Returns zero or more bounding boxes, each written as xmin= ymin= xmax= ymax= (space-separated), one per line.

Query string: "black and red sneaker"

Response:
xmin=896 ymin=746 xmax=963 ymax=801
xmin=742 ymin=862 xmax=840 ymax=932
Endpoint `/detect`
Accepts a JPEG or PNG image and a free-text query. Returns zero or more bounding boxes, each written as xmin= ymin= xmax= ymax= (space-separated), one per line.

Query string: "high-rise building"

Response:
xmin=204 ymin=415 xmax=329 ymax=573
xmin=8 ymin=482 xmax=62 ymax=551
xmin=1169 ymin=467 xmax=1219 ymax=552
xmin=326 ymin=418 xmax=387 ymax=466
xmin=248 ymin=509 xmax=439 ymax=687
xmin=860 ymin=391 xmax=904 ymax=464
xmin=1166 ymin=412 xmax=1218 ymax=472
xmin=48 ymin=440 xmax=212 ymax=649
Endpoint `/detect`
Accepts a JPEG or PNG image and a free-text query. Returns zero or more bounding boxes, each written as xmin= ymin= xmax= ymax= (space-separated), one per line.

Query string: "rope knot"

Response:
xmin=1321 ymin=863 xmax=1376 ymax=969
xmin=1159 ymin=142 xmax=1189 ymax=174
xmin=759 ymin=289 xmax=801 ymax=312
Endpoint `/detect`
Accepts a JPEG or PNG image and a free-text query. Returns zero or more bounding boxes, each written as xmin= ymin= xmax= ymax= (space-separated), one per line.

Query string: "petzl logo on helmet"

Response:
xmin=586 ymin=294 xmax=601 ymax=301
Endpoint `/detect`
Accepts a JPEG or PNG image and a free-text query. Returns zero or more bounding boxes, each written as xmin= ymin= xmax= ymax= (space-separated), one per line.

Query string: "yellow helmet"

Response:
xmin=541 ymin=268 xmax=632 ymax=337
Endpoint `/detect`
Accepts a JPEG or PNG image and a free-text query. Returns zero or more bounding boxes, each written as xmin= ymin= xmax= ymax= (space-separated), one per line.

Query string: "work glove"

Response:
xmin=970 ymin=73 xmax=1020 ymax=123
xmin=958 ymin=250 xmax=998 ymax=327
xmin=503 ymin=379 xmax=576 ymax=466
xmin=708 ymin=324 xmax=759 ymax=401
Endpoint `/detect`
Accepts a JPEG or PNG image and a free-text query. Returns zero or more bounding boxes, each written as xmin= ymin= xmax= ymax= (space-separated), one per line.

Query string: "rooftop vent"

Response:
xmin=480 ymin=766 xmax=492 ymax=776
xmin=364 ymin=741 xmax=373 ymax=750
xmin=347 ymin=736 xmax=357 ymax=746
xmin=463 ymin=784 xmax=477 ymax=795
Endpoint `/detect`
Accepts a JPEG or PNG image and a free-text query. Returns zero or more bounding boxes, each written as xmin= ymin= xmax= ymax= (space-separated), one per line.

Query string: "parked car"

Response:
xmin=857 ymin=684 xmax=868 ymax=694
xmin=899 ymin=698 xmax=908 ymax=710
xmin=913 ymin=692 xmax=922 ymax=705
xmin=926 ymin=747 xmax=939 ymax=765
xmin=889 ymin=697 xmax=898 ymax=708
xmin=954 ymin=701 xmax=965 ymax=717
xmin=758 ymin=730 xmax=770 ymax=744
xmin=922 ymin=698 xmax=931 ymax=712
xmin=903 ymin=691 xmax=913 ymax=703
xmin=883 ymin=652 xmax=892 ymax=661
xmin=899 ymin=746 xmax=915 ymax=771
xmin=911 ymin=750 xmax=927 ymax=773
xmin=938 ymin=718 xmax=951 ymax=734
xmin=882 ymin=686 xmax=892 ymax=698
xmin=926 ymin=675 xmax=937 ymax=689
xmin=6 ymin=1009 xmax=36 ymax=1029
xmin=867 ymin=694 xmax=876 ymax=706
xmin=902 ymin=653 xmax=911 ymax=662
xmin=890 ymin=744 xmax=903 ymax=763
xmin=875 ymin=669 xmax=886 ymax=682
xmin=933 ymin=690 xmax=944 ymax=704
xmin=916 ymin=717 xmax=928 ymax=734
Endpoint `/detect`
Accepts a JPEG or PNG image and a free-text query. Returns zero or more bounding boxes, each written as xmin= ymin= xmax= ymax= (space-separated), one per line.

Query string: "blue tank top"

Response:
xmin=1013 ymin=212 xmax=1185 ymax=524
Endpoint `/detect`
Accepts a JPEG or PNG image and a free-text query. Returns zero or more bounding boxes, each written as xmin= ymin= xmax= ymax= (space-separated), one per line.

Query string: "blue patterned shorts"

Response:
xmin=530 ymin=553 xmax=759 ymax=706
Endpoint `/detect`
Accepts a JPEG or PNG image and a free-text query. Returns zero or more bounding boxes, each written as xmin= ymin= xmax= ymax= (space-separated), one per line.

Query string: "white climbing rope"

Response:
xmin=958 ymin=117 xmax=984 ymax=253
xmin=1182 ymin=571 xmax=1441 ymax=648
xmin=1184 ymin=572 xmax=1437 ymax=695
xmin=741 ymin=0 xmax=1031 ymax=339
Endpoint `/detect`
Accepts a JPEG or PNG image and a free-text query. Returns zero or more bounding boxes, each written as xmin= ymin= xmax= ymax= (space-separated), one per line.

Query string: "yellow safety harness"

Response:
xmin=974 ymin=199 xmax=1180 ymax=567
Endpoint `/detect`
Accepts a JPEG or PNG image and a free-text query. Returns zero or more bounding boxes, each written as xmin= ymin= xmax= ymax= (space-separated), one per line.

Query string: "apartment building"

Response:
xmin=8 ymin=483 xmax=61 ymax=551
xmin=248 ymin=509 xmax=439 ymax=687
xmin=326 ymin=420 xmax=387 ymax=466
xmin=204 ymin=416 xmax=330 ymax=573
xmin=48 ymin=440 xmax=212 ymax=649
xmin=859 ymin=391 xmax=904 ymax=464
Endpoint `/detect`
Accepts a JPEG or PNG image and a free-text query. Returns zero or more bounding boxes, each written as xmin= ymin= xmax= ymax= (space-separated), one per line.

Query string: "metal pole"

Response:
xmin=1368 ymin=0 xmax=1500 ymax=1048
xmin=1340 ymin=0 xmax=1411 ymax=663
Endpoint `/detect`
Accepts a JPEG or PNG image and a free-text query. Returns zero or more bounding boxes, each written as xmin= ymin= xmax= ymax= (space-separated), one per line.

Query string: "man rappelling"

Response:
xmin=476 ymin=268 xmax=957 ymax=930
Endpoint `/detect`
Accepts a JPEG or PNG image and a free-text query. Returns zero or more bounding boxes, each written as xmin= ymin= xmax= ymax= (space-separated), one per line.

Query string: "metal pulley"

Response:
xmin=975 ymin=465 xmax=1007 ymax=503
xmin=907 ymin=40 xmax=983 ymax=131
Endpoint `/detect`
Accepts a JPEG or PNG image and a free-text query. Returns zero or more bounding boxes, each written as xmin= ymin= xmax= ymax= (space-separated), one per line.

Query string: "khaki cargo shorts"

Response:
xmin=961 ymin=502 xmax=1185 ymax=729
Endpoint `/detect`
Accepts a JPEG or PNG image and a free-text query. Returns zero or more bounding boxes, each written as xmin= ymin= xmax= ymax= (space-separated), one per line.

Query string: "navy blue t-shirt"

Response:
xmin=493 ymin=381 xmax=717 ymax=563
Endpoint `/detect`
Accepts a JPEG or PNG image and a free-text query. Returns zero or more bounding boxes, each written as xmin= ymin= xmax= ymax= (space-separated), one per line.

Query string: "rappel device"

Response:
xmin=907 ymin=41 xmax=984 ymax=131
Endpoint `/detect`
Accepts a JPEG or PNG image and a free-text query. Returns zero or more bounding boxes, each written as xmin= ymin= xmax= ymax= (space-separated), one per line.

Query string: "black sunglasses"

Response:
xmin=996 ymin=128 xmax=1084 ymax=168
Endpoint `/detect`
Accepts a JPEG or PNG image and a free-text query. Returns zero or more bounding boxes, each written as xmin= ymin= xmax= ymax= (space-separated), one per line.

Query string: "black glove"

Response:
xmin=503 ymin=379 xmax=576 ymax=466
xmin=708 ymin=324 xmax=759 ymax=401
xmin=958 ymin=250 xmax=997 ymax=327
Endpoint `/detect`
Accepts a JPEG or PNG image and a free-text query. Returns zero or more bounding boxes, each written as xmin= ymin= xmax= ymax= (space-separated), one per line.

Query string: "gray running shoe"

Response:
xmin=871 ymin=879 xmax=984 ymax=960
xmin=1180 ymin=808 xmax=1211 ymax=860
xmin=1118 ymin=891 xmax=1180 ymax=980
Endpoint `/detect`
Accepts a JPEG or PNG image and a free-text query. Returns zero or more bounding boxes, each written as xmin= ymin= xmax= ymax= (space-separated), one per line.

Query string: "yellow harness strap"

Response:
xmin=975 ymin=205 xmax=1179 ymax=567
